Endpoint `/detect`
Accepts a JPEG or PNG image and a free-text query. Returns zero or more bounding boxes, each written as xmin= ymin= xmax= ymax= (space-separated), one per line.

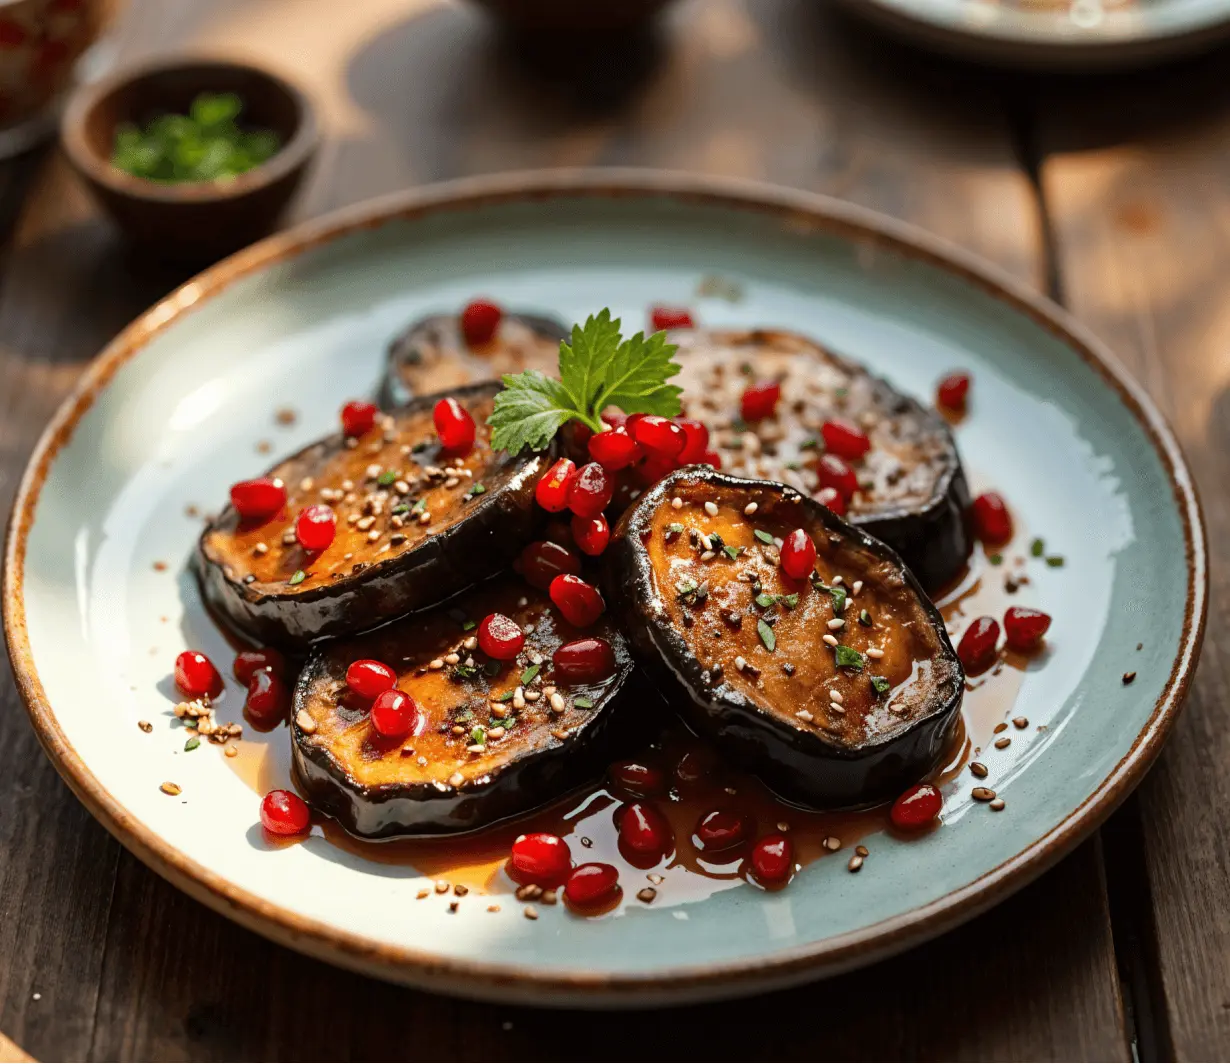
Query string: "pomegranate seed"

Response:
xmin=891 ymin=782 xmax=943 ymax=829
xmin=553 ymin=637 xmax=617 ymax=684
xmin=780 ymin=528 xmax=817 ymax=581
xmin=340 ymin=399 xmax=377 ymax=438
xmin=1003 ymin=606 xmax=1052 ymax=652
xmin=461 ymin=299 xmax=503 ymax=346
xmin=816 ymin=454 xmax=858 ymax=500
xmin=821 ymin=418 xmax=871 ymax=461
xmin=700 ymin=449 xmax=722 ymax=469
xmin=972 ymin=492 xmax=1013 ymax=545
xmin=536 ymin=458 xmax=577 ymax=513
xmin=564 ymin=863 xmax=621 ymax=908
xmin=588 ymin=428 xmax=642 ymax=471
xmin=233 ymin=648 xmax=285 ymax=684
xmin=958 ymin=616 xmax=1000 ymax=674
xmin=635 ymin=450 xmax=679 ymax=486
xmin=650 ymin=306 xmax=694 ymax=331
xmin=515 ymin=540 xmax=580 ymax=590
xmin=295 ymin=504 xmax=336 ymax=552
xmin=618 ymin=802 xmax=674 ymax=855
xmin=630 ymin=415 xmax=686 ymax=460
xmin=603 ymin=410 xmax=628 ymax=430
xmin=260 ymin=789 xmax=310 ymax=835
xmin=695 ymin=809 xmax=752 ymax=852
xmin=749 ymin=833 xmax=794 ymax=884
xmin=571 ymin=513 xmax=610 ymax=556
xmin=346 ymin=659 xmax=397 ymax=700
xmin=507 ymin=832 xmax=572 ymax=887
xmin=609 ymin=761 xmax=666 ymax=797
xmin=675 ymin=418 xmax=710 ymax=464
xmin=433 ymin=397 xmax=476 ymax=455
xmin=549 ymin=574 xmax=605 ymax=628
xmin=245 ymin=669 xmax=290 ymax=726
xmin=370 ymin=688 xmax=423 ymax=740
xmin=937 ymin=371 xmax=971 ymax=411
xmin=816 ymin=486 xmax=847 ymax=516
xmin=740 ymin=380 xmax=781 ymax=422
xmin=477 ymin=613 xmax=525 ymax=660
xmin=229 ymin=477 xmax=286 ymax=522
xmin=175 ymin=650 xmax=221 ymax=698
xmin=567 ymin=462 xmax=614 ymax=518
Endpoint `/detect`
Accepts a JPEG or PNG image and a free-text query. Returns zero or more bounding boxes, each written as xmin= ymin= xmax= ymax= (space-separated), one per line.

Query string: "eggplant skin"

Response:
xmin=380 ymin=311 xmax=569 ymax=408
xmin=289 ymin=628 xmax=643 ymax=839
xmin=605 ymin=467 xmax=965 ymax=809
xmin=194 ymin=383 xmax=553 ymax=648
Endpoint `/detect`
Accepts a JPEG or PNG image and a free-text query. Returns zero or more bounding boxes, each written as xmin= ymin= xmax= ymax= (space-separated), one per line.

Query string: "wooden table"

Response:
xmin=1 ymin=1 xmax=1227 ymax=1058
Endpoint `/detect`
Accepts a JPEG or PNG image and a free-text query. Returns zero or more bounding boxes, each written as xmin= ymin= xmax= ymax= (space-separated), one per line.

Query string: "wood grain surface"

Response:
xmin=6 ymin=0 xmax=1224 ymax=1059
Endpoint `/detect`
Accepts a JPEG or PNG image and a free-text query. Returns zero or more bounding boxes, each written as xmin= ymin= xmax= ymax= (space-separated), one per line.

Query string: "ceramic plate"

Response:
xmin=838 ymin=0 xmax=1230 ymax=68
xmin=3 ymin=171 xmax=1206 ymax=1007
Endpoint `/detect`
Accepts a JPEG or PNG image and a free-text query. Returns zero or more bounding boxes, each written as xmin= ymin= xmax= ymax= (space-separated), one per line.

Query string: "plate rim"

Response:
xmin=1 ymin=168 xmax=1208 ymax=1006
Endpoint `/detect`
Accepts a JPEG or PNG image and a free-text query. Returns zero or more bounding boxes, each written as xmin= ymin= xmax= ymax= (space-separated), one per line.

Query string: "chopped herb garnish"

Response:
xmin=667 ymin=522 xmax=684 ymax=535
xmin=1046 ymin=555 xmax=1066 ymax=568
xmin=835 ymin=645 xmax=865 ymax=671
xmin=452 ymin=663 xmax=478 ymax=681
xmin=754 ymin=529 xmax=775 ymax=545
xmin=722 ymin=545 xmax=742 ymax=561
xmin=757 ymin=618 xmax=776 ymax=652
xmin=859 ymin=609 xmax=873 ymax=627
xmin=483 ymin=660 xmax=501 ymax=677
xmin=829 ymin=586 xmax=847 ymax=614
xmin=411 ymin=498 xmax=426 ymax=514
xmin=391 ymin=504 xmax=410 ymax=515
xmin=461 ymin=619 xmax=476 ymax=632
xmin=520 ymin=664 xmax=541 ymax=686
xmin=782 ymin=593 xmax=799 ymax=609
xmin=574 ymin=697 xmax=594 ymax=709
xmin=288 ymin=570 xmax=306 ymax=586
xmin=870 ymin=675 xmax=891 ymax=696
xmin=184 ymin=736 xmax=200 ymax=751
xmin=835 ymin=386 xmax=849 ymax=399
xmin=989 ymin=553 xmax=1003 ymax=566
xmin=470 ymin=725 xmax=486 ymax=746
xmin=675 ymin=578 xmax=698 ymax=598
xmin=493 ymin=691 xmax=515 ymax=703
xmin=799 ymin=438 xmax=819 ymax=450
xmin=412 ymin=440 xmax=430 ymax=454
xmin=1031 ymin=537 xmax=1045 ymax=557
xmin=755 ymin=592 xmax=777 ymax=608
xmin=785 ymin=461 xmax=802 ymax=471
xmin=454 ymin=708 xmax=474 ymax=723
xmin=466 ymin=483 xmax=487 ymax=500
xmin=377 ymin=470 xmax=397 ymax=486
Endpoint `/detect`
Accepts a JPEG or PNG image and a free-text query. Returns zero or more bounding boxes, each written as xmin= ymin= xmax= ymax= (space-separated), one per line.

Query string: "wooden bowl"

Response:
xmin=61 ymin=57 xmax=318 ymax=262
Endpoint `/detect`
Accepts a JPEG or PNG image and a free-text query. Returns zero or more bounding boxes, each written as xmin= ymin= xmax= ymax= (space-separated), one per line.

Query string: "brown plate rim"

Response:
xmin=1 ymin=168 xmax=1208 ymax=1006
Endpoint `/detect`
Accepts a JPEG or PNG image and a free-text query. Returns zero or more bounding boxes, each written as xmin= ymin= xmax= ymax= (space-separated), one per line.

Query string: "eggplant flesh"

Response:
xmin=195 ymin=382 xmax=551 ymax=648
xmin=380 ymin=311 xmax=568 ymax=408
xmin=606 ymin=467 xmax=964 ymax=808
xmin=670 ymin=328 xmax=971 ymax=591
xmin=292 ymin=575 xmax=635 ymax=838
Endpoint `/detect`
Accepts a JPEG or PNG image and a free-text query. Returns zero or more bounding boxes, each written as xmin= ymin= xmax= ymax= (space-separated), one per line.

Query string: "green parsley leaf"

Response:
xmin=574 ymin=697 xmax=594 ymax=709
xmin=466 ymin=483 xmax=486 ymax=500
xmin=754 ymin=529 xmax=774 ymax=545
xmin=870 ymin=675 xmax=891 ymax=696
xmin=1030 ymin=537 xmax=1045 ymax=557
xmin=722 ymin=545 xmax=742 ymax=560
xmin=782 ymin=593 xmax=799 ymax=609
xmin=835 ymin=645 xmax=865 ymax=671
xmin=829 ymin=587 xmax=847 ymax=614
xmin=592 ymin=326 xmax=683 ymax=417
xmin=799 ymin=438 xmax=819 ymax=450
xmin=288 ymin=570 xmax=306 ymax=586
xmin=461 ymin=618 xmax=476 ymax=631
xmin=184 ymin=736 xmax=200 ymax=751
xmin=1046 ymin=555 xmax=1066 ymax=568
xmin=452 ymin=663 xmax=478 ymax=680
xmin=471 ymin=725 xmax=486 ymax=746
xmin=377 ymin=470 xmax=397 ymax=486
xmin=488 ymin=370 xmax=578 ymax=454
xmin=757 ymin=618 xmax=776 ymax=652
xmin=520 ymin=664 xmax=541 ymax=686
xmin=755 ymin=592 xmax=777 ymax=608
xmin=493 ymin=691 xmax=515 ymax=703
xmin=411 ymin=498 xmax=426 ymax=514
xmin=391 ymin=504 xmax=410 ymax=515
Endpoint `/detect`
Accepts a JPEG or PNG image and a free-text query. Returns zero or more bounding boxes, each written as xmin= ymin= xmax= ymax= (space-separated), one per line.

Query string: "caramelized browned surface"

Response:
xmin=672 ymin=329 xmax=950 ymax=514
xmin=297 ymin=580 xmax=627 ymax=790
xmin=202 ymin=395 xmax=510 ymax=594
xmin=394 ymin=315 xmax=561 ymax=395
xmin=646 ymin=477 xmax=951 ymax=744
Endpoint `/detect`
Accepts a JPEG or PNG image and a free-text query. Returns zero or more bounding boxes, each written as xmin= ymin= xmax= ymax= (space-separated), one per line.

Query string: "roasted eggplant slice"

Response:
xmin=292 ymin=575 xmax=635 ymax=838
xmin=606 ymin=467 xmax=964 ymax=808
xmin=195 ymin=382 xmax=551 ymax=648
xmin=380 ymin=310 xmax=568 ymax=407
xmin=671 ymin=328 xmax=971 ymax=590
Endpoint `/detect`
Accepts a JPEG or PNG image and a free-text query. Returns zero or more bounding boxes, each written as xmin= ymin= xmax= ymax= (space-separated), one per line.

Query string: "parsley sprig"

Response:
xmin=488 ymin=310 xmax=682 ymax=453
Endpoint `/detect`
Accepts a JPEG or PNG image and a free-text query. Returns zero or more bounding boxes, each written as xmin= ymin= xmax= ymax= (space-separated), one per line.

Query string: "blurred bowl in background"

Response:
xmin=0 ymin=0 xmax=104 ymax=156
xmin=466 ymin=0 xmax=677 ymax=33
xmin=61 ymin=56 xmax=318 ymax=263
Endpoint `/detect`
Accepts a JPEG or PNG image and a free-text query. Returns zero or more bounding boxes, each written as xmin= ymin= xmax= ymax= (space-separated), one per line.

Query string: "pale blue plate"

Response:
xmin=3 ymin=171 xmax=1206 ymax=1006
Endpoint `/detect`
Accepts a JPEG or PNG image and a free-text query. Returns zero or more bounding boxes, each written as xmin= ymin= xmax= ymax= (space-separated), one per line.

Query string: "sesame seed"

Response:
xmin=855 ymin=845 xmax=869 ymax=857
xmin=994 ymin=722 xmax=1008 ymax=734
xmin=1012 ymin=716 xmax=1029 ymax=729
xmin=429 ymin=658 xmax=445 ymax=670
xmin=829 ymin=689 xmax=843 ymax=703
xmin=823 ymin=634 xmax=839 ymax=647
xmin=524 ymin=690 xmax=541 ymax=702
xmin=295 ymin=710 xmax=317 ymax=734
xmin=299 ymin=477 xmax=314 ymax=492
xmin=1123 ymin=671 xmax=1137 ymax=685
xmin=832 ymin=575 xmax=844 ymax=586
xmin=851 ymin=580 xmax=863 ymax=595
xmin=225 ymin=745 xmax=238 ymax=757
xmin=823 ymin=836 xmax=841 ymax=851
xmin=356 ymin=515 xmax=375 ymax=531
xmin=549 ymin=692 xmax=566 ymax=714
xmin=637 ymin=887 xmax=658 ymax=903
xmin=445 ymin=476 xmax=459 ymax=489
xmin=434 ymin=879 xmax=450 ymax=894
xmin=990 ymin=798 xmax=1006 ymax=811
xmin=488 ymin=727 xmax=506 ymax=739
xmin=523 ymin=906 xmax=539 ymax=920
xmin=744 ymin=502 xmax=758 ymax=515
xmin=704 ymin=501 xmax=719 ymax=516
xmin=829 ymin=701 xmax=845 ymax=715
xmin=777 ymin=821 xmax=790 ymax=832
xmin=671 ymin=496 xmax=683 ymax=509
xmin=796 ymin=709 xmax=814 ymax=722
xmin=463 ymin=636 xmax=478 ymax=651
xmin=416 ymin=889 xmax=430 ymax=900
xmin=448 ymin=772 xmax=464 ymax=787
xmin=160 ymin=781 xmax=181 ymax=796
xmin=253 ymin=542 xmax=268 ymax=556
xmin=866 ymin=647 xmax=885 ymax=659
xmin=138 ymin=720 xmax=152 ymax=733
xmin=848 ymin=855 xmax=864 ymax=872
xmin=444 ymin=653 xmax=460 ymax=665
xmin=551 ymin=728 xmax=571 ymax=741
xmin=972 ymin=787 xmax=997 ymax=801
xmin=366 ymin=529 xmax=380 ymax=543
xmin=994 ymin=736 xmax=1011 ymax=750
xmin=487 ymin=904 xmax=500 ymax=913
xmin=700 ymin=550 xmax=716 ymax=561
xmin=970 ymin=761 xmax=988 ymax=778
xmin=826 ymin=618 xmax=845 ymax=631
xmin=513 ymin=687 xmax=526 ymax=710
xmin=734 ymin=655 xmax=748 ymax=671
xmin=419 ymin=512 xmax=432 ymax=525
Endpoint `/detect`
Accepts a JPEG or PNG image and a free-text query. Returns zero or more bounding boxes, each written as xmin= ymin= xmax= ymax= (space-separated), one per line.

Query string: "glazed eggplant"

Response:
xmin=292 ymin=574 xmax=635 ymax=838
xmin=380 ymin=310 xmax=568 ymax=407
xmin=195 ymin=382 xmax=551 ymax=648
xmin=606 ymin=467 xmax=964 ymax=808
xmin=671 ymin=328 xmax=971 ymax=590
